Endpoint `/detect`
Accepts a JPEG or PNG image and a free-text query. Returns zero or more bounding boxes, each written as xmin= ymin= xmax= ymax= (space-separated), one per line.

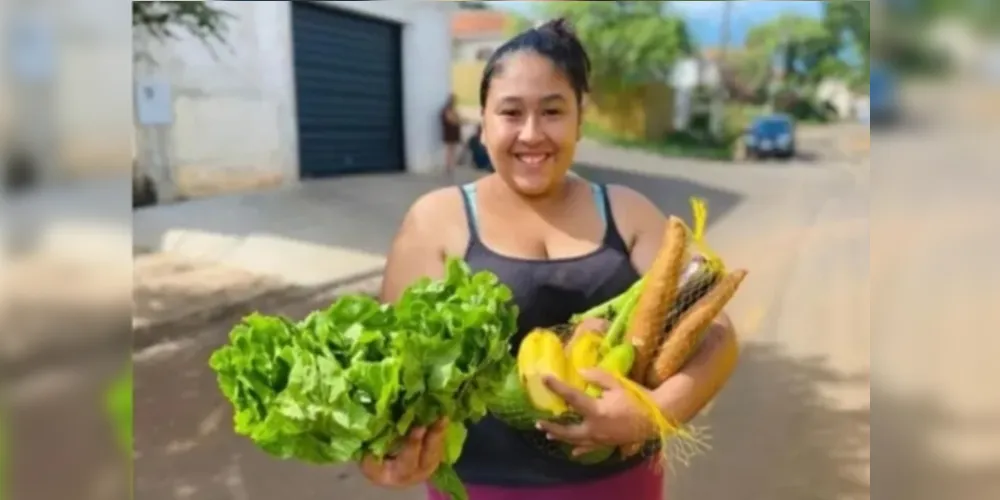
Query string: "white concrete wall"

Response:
xmin=454 ymin=37 xmax=506 ymax=62
xmin=134 ymin=0 xmax=454 ymax=198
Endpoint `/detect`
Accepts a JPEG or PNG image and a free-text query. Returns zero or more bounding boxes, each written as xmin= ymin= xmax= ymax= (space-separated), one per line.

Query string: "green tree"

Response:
xmin=824 ymin=0 xmax=871 ymax=83
xmin=132 ymin=1 xmax=233 ymax=49
xmin=538 ymin=1 xmax=693 ymax=93
xmin=503 ymin=12 xmax=535 ymax=38
xmin=745 ymin=14 xmax=847 ymax=88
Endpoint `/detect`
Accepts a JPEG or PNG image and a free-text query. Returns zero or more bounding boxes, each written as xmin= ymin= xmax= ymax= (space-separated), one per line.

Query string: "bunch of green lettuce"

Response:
xmin=208 ymin=258 xmax=518 ymax=500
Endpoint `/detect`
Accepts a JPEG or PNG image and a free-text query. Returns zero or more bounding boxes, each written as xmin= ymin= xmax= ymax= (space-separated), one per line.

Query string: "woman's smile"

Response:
xmin=514 ymin=152 xmax=554 ymax=167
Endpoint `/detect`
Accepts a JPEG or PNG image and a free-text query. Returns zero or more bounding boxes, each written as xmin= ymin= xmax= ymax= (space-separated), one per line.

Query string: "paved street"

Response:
xmin=132 ymin=104 xmax=997 ymax=500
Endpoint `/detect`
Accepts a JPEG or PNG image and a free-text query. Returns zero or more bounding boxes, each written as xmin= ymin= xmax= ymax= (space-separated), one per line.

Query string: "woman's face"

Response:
xmin=481 ymin=51 xmax=581 ymax=197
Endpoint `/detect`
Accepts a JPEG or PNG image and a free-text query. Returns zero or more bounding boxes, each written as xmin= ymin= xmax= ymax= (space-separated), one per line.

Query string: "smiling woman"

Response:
xmin=475 ymin=18 xmax=591 ymax=197
xmin=367 ymin=17 xmax=739 ymax=500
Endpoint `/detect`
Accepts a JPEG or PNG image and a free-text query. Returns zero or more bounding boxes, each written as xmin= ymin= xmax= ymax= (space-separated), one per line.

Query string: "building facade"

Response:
xmin=134 ymin=1 xmax=454 ymax=199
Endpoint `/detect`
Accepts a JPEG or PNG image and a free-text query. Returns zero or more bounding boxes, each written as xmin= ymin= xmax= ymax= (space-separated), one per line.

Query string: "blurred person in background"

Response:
xmin=362 ymin=18 xmax=738 ymax=500
xmin=441 ymin=93 xmax=463 ymax=177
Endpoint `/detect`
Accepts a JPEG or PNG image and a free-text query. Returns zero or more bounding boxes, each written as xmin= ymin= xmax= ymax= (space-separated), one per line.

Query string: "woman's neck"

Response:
xmin=483 ymin=174 xmax=576 ymax=213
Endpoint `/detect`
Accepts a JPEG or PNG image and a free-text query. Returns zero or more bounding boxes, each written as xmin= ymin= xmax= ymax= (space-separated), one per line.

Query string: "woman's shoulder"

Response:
xmin=410 ymin=185 xmax=464 ymax=214
xmin=598 ymin=183 xmax=666 ymax=245
xmin=397 ymin=186 xmax=468 ymax=244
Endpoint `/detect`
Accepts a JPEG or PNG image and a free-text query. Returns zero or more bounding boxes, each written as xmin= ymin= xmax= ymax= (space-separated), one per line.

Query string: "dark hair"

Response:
xmin=479 ymin=18 xmax=591 ymax=108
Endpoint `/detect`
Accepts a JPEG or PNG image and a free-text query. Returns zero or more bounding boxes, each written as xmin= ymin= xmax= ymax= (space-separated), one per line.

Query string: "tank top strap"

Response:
xmin=592 ymin=183 xmax=631 ymax=255
xmin=459 ymin=183 xmax=481 ymax=240
xmin=460 ymin=181 xmax=629 ymax=255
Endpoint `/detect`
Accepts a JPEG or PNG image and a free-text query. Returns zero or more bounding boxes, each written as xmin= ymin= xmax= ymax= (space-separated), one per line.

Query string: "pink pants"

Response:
xmin=426 ymin=461 xmax=663 ymax=500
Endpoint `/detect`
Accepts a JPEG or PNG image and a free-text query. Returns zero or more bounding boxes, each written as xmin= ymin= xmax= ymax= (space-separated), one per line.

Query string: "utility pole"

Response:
xmin=710 ymin=0 xmax=732 ymax=138
xmin=719 ymin=0 xmax=732 ymax=62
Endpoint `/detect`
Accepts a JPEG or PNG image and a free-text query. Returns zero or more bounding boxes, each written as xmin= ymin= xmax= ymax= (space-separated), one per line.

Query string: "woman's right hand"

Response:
xmin=360 ymin=418 xmax=449 ymax=488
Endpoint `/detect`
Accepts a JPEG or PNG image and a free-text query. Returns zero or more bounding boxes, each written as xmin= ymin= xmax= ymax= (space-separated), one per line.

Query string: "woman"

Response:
xmin=441 ymin=93 xmax=463 ymax=176
xmin=468 ymin=124 xmax=493 ymax=171
xmin=363 ymin=19 xmax=739 ymax=500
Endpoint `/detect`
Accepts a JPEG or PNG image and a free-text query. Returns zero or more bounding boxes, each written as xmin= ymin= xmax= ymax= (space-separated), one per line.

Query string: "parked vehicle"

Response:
xmin=743 ymin=114 xmax=796 ymax=160
xmin=869 ymin=65 xmax=899 ymax=126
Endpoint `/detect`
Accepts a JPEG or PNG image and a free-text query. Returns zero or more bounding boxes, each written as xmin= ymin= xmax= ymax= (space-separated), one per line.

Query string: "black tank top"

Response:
xmin=453 ymin=181 xmax=646 ymax=486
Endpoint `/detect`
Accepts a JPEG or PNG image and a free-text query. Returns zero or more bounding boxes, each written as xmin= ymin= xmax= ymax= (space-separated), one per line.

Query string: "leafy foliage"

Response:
xmin=132 ymin=1 xmax=233 ymax=43
xmin=824 ymin=0 xmax=871 ymax=83
xmin=538 ymin=1 xmax=693 ymax=93
xmin=745 ymin=14 xmax=848 ymax=87
xmin=209 ymin=258 xmax=519 ymax=500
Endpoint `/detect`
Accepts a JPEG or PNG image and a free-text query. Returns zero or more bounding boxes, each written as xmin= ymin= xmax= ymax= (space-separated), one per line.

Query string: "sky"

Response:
xmin=490 ymin=1 xmax=828 ymax=47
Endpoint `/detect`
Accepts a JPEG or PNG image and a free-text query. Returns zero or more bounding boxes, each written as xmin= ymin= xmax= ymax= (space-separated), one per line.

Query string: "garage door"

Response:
xmin=291 ymin=2 xmax=405 ymax=178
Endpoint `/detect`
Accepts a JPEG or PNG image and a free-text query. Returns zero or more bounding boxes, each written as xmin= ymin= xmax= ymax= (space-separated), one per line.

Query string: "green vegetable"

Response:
xmin=107 ymin=366 xmax=133 ymax=454
xmin=208 ymin=258 xmax=519 ymax=500
xmin=487 ymin=368 xmax=553 ymax=430
xmin=584 ymin=344 xmax=636 ymax=398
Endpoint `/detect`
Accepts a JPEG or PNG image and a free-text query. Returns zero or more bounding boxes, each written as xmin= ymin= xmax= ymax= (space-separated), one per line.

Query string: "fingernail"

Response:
xmin=535 ymin=422 xmax=543 ymax=430
xmin=546 ymin=433 xmax=555 ymax=441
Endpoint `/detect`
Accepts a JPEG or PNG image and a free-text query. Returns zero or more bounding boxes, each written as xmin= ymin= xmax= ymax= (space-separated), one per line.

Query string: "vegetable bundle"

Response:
xmin=209 ymin=259 xmax=519 ymax=500
xmin=487 ymin=198 xmax=748 ymax=467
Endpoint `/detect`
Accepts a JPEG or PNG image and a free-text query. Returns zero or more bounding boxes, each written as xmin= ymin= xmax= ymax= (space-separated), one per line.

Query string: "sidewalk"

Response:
xmin=132 ymin=169 xmax=486 ymax=346
xmin=133 ymin=169 xmax=485 ymax=287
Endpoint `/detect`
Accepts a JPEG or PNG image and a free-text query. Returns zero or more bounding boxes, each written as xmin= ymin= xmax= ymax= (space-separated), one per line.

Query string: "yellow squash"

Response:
xmin=517 ymin=329 xmax=571 ymax=416
xmin=565 ymin=331 xmax=604 ymax=391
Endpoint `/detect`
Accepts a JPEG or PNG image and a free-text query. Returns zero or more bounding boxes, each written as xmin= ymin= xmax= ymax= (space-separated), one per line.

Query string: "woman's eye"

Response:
xmin=543 ymin=108 xmax=563 ymax=116
xmin=500 ymin=109 xmax=521 ymax=117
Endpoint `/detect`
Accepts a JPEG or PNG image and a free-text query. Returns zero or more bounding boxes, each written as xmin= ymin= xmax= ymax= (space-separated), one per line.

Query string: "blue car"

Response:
xmin=744 ymin=114 xmax=796 ymax=160
xmin=870 ymin=65 xmax=898 ymax=125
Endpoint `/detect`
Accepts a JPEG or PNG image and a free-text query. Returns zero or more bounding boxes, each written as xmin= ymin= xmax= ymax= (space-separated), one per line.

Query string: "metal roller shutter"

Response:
xmin=291 ymin=2 xmax=405 ymax=177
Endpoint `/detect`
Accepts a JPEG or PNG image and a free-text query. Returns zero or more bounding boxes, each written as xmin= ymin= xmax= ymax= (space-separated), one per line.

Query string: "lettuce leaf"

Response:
xmin=208 ymin=258 xmax=518 ymax=500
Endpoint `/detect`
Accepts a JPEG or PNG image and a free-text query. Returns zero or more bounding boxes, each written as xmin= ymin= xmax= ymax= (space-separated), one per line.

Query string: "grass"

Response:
xmin=582 ymin=122 xmax=736 ymax=162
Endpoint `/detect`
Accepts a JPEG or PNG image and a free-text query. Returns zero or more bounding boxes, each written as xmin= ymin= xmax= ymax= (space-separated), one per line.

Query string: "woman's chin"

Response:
xmin=510 ymin=174 xmax=554 ymax=197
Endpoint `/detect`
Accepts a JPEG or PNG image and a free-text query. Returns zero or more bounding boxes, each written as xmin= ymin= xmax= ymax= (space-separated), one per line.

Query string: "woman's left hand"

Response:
xmin=536 ymin=369 xmax=656 ymax=457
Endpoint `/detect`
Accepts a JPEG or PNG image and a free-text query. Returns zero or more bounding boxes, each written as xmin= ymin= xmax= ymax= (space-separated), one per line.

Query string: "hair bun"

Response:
xmin=538 ymin=17 xmax=576 ymax=40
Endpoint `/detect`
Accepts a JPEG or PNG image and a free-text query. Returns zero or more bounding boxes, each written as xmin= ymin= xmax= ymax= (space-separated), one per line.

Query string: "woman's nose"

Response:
xmin=517 ymin=115 xmax=544 ymax=144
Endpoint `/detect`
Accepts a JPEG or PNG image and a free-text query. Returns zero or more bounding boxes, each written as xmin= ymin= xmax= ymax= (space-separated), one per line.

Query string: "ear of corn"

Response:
xmin=645 ymin=269 xmax=747 ymax=387
xmin=625 ymin=216 xmax=689 ymax=382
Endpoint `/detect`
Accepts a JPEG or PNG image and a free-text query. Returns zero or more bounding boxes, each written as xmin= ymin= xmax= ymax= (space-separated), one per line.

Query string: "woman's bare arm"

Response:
xmin=379 ymin=194 xmax=449 ymax=303
xmin=610 ymin=186 xmax=739 ymax=424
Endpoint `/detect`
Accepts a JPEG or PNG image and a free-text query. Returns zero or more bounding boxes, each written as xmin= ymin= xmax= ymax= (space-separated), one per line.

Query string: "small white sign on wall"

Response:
xmin=135 ymin=77 xmax=173 ymax=126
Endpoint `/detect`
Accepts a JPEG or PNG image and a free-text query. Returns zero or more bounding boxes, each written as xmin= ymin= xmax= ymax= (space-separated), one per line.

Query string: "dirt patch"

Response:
xmin=132 ymin=252 xmax=385 ymax=350
xmin=134 ymin=253 xmax=290 ymax=327
xmin=1 ymin=255 xmax=131 ymax=381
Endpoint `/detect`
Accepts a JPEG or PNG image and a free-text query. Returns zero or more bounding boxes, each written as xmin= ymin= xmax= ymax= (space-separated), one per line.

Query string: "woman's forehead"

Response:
xmin=490 ymin=52 xmax=574 ymax=101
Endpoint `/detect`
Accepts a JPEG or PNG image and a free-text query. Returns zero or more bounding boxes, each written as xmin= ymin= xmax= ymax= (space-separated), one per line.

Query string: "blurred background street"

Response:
xmin=3 ymin=1 xmax=1000 ymax=500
